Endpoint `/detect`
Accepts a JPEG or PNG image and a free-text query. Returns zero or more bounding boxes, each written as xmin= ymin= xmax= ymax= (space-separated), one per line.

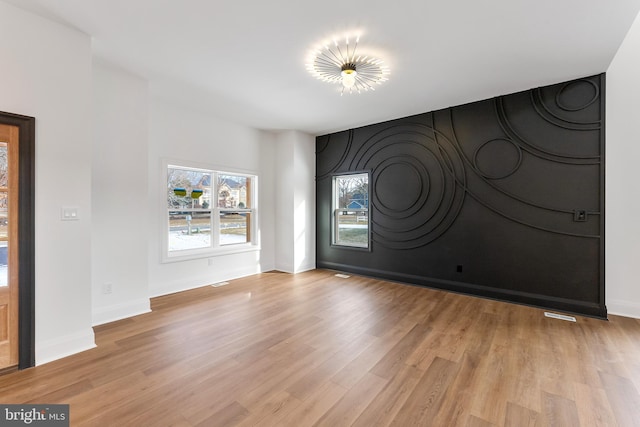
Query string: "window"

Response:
xmin=332 ymin=172 xmax=370 ymax=249
xmin=165 ymin=163 xmax=258 ymax=261
xmin=218 ymin=174 xmax=252 ymax=246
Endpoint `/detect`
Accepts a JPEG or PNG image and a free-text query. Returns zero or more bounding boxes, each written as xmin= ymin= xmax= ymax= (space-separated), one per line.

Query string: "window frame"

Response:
xmin=162 ymin=160 xmax=259 ymax=263
xmin=331 ymin=171 xmax=371 ymax=250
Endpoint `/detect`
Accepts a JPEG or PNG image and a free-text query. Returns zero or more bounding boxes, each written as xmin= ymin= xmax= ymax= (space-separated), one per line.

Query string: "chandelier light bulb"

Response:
xmin=341 ymin=69 xmax=357 ymax=88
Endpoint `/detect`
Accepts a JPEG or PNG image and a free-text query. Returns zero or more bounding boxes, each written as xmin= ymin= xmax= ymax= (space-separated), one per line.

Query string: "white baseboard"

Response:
xmin=150 ymin=266 xmax=264 ymax=298
xmin=92 ymin=298 xmax=151 ymax=326
xmin=260 ymin=263 xmax=276 ymax=272
xmin=36 ymin=328 xmax=96 ymax=366
xmin=294 ymin=263 xmax=316 ymax=274
xmin=151 ymin=277 xmax=212 ymax=297
xmin=607 ymin=299 xmax=640 ymax=319
xmin=150 ymin=264 xmax=316 ymax=298
xmin=274 ymin=262 xmax=295 ymax=274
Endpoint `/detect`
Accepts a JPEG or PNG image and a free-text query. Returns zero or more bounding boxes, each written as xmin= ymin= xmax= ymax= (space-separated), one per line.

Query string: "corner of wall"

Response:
xmin=273 ymin=130 xmax=317 ymax=275
xmin=607 ymin=300 xmax=640 ymax=319
xmin=294 ymin=263 xmax=316 ymax=274
xmin=92 ymin=58 xmax=151 ymax=328
xmin=605 ymin=8 xmax=640 ymax=320
xmin=36 ymin=329 xmax=96 ymax=366
xmin=92 ymin=298 xmax=152 ymax=326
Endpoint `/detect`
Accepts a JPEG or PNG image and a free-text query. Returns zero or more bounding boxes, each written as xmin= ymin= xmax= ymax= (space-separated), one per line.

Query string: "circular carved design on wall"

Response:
xmin=350 ymin=125 xmax=465 ymax=249
xmin=473 ymin=138 xmax=522 ymax=180
xmin=374 ymin=159 xmax=426 ymax=213
xmin=555 ymin=79 xmax=599 ymax=112
xmin=316 ymin=131 xmax=353 ymax=180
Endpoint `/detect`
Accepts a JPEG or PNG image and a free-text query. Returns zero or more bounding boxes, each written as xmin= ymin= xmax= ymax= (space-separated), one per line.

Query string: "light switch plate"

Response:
xmin=61 ymin=207 xmax=79 ymax=221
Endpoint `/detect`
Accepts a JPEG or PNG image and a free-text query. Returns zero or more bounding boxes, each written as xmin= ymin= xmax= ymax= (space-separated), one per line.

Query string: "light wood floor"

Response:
xmin=1 ymin=270 xmax=639 ymax=426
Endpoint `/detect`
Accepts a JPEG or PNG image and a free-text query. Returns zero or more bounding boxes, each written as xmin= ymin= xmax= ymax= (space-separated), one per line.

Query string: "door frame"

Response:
xmin=0 ymin=111 xmax=35 ymax=369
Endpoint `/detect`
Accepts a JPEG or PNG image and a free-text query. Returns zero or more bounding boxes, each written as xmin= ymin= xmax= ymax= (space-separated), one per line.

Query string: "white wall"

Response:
xmin=274 ymin=131 xmax=316 ymax=273
xmin=274 ymin=133 xmax=295 ymax=272
xmin=606 ymin=10 xmax=640 ymax=319
xmin=147 ymin=98 xmax=276 ymax=296
xmin=259 ymin=131 xmax=277 ymax=270
xmin=0 ymin=1 xmax=95 ymax=364
xmin=293 ymin=132 xmax=316 ymax=272
xmin=92 ymin=61 xmax=150 ymax=325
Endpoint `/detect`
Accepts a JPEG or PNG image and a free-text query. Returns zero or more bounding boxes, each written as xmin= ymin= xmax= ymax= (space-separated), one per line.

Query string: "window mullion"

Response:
xmin=212 ymin=171 xmax=219 ymax=248
xmin=213 ymin=207 xmax=220 ymax=248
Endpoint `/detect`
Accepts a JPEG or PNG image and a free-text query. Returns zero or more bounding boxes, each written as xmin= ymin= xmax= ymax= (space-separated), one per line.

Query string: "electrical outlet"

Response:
xmin=456 ymin=265 xmax=463 ymax=273
xmin=574 ymin=209 xmax=587 ymax=222
xmin=102 ymin=282 xmax=113 ymax=294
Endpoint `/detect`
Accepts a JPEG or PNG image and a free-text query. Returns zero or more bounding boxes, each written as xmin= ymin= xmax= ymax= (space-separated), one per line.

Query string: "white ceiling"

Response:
xmin=5 ymin=0 xmax=640 ymax=135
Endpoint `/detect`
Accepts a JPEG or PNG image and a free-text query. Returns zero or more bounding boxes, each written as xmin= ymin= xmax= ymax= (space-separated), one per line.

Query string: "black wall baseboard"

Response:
xmin=316 ymin=74 xmax=606 ymax=318
xmin=317 ymin=261 xmax=606 ymax=319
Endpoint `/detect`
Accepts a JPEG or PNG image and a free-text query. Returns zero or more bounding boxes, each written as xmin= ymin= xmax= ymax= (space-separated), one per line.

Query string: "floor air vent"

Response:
xmin=334 ymin=273 xmax=351 ymax=279
xmin=544 ymin=312 xmax=576 ymax=322
xmin=211 ymin=281 xmax=230 ymax=287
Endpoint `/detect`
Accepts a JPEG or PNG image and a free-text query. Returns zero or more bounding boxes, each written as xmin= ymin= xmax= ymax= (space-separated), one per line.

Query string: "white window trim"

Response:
xmin=161 ymin=159 xmax=260 ymax=263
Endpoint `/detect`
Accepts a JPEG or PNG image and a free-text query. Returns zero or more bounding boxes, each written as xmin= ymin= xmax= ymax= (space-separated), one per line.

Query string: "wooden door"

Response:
xmin=0 ymin=123 xmax=19 ymax=369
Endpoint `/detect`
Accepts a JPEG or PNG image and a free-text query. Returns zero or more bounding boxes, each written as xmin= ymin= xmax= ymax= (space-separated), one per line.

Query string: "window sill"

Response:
xmin=162 ymin=244 xmax=261 ymax=263
xmin=330 ymin=243 xmax=372 ymax=252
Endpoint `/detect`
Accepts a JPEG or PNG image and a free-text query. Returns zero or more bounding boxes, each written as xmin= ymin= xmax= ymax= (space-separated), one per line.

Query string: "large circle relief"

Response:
xmin=473 ymin=138 xmax=522 ymax=180
xmin=316 ymin=131 xmax=353 ymax=180
xmin=350 ymin=125 xmax=466 ymax=249
xmin=374 ymin=157 xmax=428 ymax=214
xmin=555 ymin=79 xmax=599 ymax=112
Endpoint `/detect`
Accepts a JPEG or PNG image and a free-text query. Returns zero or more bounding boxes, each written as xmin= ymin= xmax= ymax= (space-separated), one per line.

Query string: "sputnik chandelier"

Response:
xmin=306 ymin=33 xmax=390 ymax=95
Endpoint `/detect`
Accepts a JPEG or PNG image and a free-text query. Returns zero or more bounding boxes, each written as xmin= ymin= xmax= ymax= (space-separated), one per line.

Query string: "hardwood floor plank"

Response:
xmin=312 ymin=373 xmax=387 ymax=427
xmin=193 ymin=401 xmax=249 ymax=427
xmin=573 ymin=382 xmax=618 ymax=427
xmin=599 ymin=370 xmax=640 ymax=427
xmin=66 ymin=371 xmax=152 ymax=424
xmin=469 ymin=337 xmax=511 ymax=424
xmin=503 ymin=402 xmax=542 ymax=427
xmin=235 ymin=344 xmax=323 ymax=409
xmin=234 ymin=391 xmax=300 ymax=427
xmin=24 ymin=379 xmax=93 ymax=405
xmin=176 ymin=351 xmax=300 ymax=424
xmin=369 ymin=322 xmax=432 ymax=380
xmin=541 ymin=391 xmax=581 ymax=427
xmin=466 ymin=415 xmax=497 ymax=427
xmin=109 ymin=400 xmax=195 ymax=427
xmin=285 ymin=332 xmax=377 ymax=401
xmin=502 ymin=337 xmax=542 ymax=413
xmin=425 ymin=312 xmax=501 ymax=426
xmin=0 ymin=270 xmax=638 ymax=426
xmin=627 ymin=362 xmax=640 ymax=399
xmin=351 ymin=364 xmax=422 ymax=427
xmin=390 ymin=356 xmax=459 ymax=426
xmin=229 ymin=314 xmax=323 ymax=364
xmin=330 ymin=336 xmax=389 ymax=389
xmin=278 ymin=380 xmax=347 ymax=426
xmin=429 ymin=351 xmax=489 ymax=427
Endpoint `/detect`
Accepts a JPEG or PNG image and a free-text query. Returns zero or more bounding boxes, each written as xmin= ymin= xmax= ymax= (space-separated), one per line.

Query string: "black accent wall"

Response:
xmin=316 ymin=74 xmax=605 ymax=318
